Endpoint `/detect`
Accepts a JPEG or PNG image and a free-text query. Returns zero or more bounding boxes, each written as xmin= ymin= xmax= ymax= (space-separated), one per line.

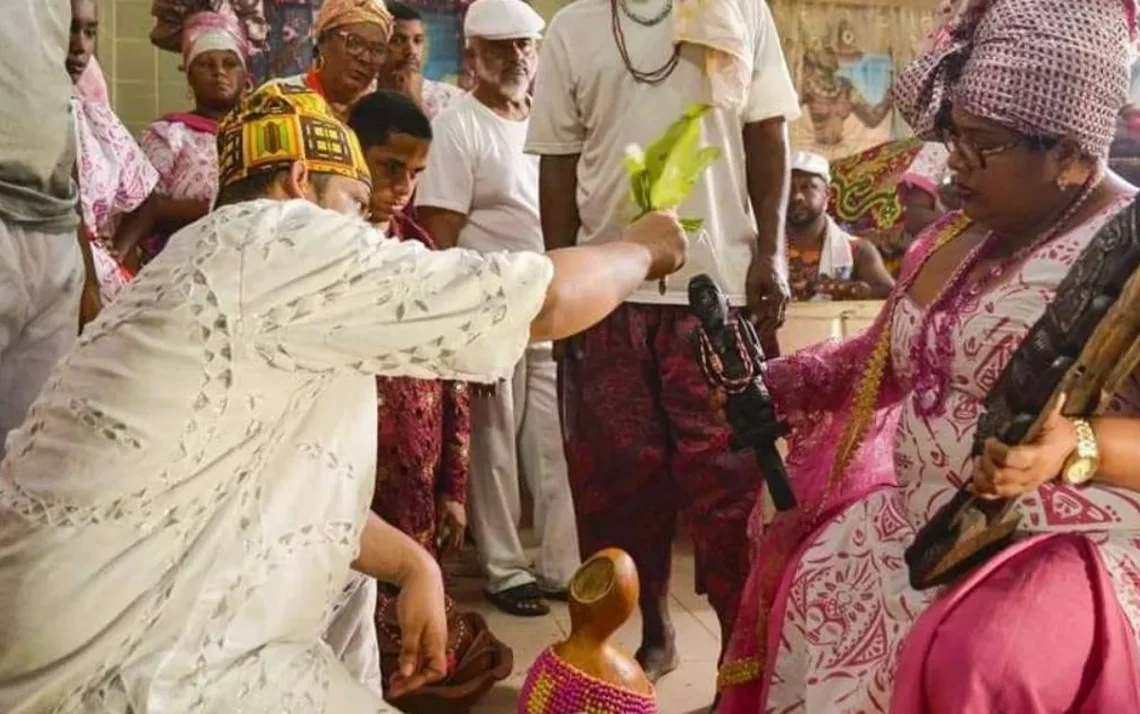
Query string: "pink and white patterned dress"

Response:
xmin=140 ymin=115 xmax=219 ymax=261
xmin=763 ymin=198 xmax=1140 ymax=712
xmin=73 ymin=93 xmax=158 ymax=304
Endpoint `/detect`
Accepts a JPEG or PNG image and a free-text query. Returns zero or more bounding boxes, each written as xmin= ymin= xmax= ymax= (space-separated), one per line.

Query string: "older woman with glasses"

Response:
xmin=718 ymin=0 xmax=1140 ymax=712
xmin=273 ymin=0 xmax=391 ymax=119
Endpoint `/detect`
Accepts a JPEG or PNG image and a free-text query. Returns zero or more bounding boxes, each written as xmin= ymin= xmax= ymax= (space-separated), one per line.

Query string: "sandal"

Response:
xmin=486 ymin=583 xmax=550 ymax=617
xmin=539 ymin=588 xmax=569 ymax=602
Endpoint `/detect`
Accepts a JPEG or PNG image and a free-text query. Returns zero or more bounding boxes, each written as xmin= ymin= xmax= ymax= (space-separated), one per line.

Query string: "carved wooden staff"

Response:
xmin=907 ymin=197 xmax=1140 ymax=590
xmin=688 ymin=274 xmax=796 ymax=511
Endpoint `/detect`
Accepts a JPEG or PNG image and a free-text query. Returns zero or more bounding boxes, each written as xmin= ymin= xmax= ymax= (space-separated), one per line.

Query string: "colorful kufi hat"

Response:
xmin=217 ymin=82 xmax=371 ymax=190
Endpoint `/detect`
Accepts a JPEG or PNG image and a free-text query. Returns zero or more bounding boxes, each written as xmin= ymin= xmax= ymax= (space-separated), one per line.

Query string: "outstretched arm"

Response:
xmin=245 ymin=206 xmax=686 ymax=384
xmin=531 ymin=212 xmax=684 ymax=342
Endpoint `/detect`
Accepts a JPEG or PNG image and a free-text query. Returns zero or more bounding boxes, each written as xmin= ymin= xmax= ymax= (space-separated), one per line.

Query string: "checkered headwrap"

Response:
xmin=893 ymin=0 xmax=1137 ymax=157
xmin=217 ymin=82 xmax=371 ymax=190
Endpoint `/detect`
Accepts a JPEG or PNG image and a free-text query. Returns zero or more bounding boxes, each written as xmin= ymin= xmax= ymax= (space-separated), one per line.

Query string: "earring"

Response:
xmin=1056 ymin=163 xmax=1088 ymax=190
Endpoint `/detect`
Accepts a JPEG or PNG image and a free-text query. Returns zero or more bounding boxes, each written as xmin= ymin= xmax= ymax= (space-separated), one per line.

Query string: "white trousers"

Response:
xmin=0 ymin=220 xmax=82 ymax=460
xmin=468 ymin=344 xmax=580 ymax=594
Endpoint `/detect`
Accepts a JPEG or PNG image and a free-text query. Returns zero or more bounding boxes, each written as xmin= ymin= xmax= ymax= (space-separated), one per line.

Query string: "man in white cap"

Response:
xmin=416 ymin=0 xmax=580 ymax=618
xmin=787 ymin=150 xmax=894 ymax=301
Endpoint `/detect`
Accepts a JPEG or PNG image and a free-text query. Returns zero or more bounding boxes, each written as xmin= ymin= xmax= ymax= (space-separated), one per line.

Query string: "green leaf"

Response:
xmin=625 ymin=103 xmax=721 ymax=220
xmin=679 ymin=217 xmax=704 ymax=232
xmin=631 ymin=172 xmax=651 ymax=212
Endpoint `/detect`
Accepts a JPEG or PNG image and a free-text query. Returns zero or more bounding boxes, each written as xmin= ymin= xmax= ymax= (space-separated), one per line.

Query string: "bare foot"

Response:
xmin=635 ymin=639 xmax=679 ymax=683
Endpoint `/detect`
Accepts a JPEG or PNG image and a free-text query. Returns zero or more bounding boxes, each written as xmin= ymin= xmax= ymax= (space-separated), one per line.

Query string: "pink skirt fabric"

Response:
xmin=891 ymin=533 xmax=1140 ymax=714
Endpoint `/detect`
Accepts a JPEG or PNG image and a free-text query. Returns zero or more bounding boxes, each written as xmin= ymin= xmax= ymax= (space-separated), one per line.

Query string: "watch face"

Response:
xmin=1067 ymin=459 xmax=1094 ymax=485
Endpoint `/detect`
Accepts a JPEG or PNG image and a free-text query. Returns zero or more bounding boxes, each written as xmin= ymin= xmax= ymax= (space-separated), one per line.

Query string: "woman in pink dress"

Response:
xmin=134 ymin=8 xmax=251 ymax=265
xmin=719 ymin=1 xmax=1140 ymax=712
xmin=68 ymin=0 xmax=159 ymax=311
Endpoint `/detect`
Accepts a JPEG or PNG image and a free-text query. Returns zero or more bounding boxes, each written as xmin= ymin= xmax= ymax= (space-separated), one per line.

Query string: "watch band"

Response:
xmin=1062 ymin=418 xmax=1099 ymax=486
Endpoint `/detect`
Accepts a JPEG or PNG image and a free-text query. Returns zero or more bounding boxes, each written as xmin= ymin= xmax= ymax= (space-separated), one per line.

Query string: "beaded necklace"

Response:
xmin=907 ymin=173 xmax=1103 ymax=418
xmin=610 ymin=0 xmax=680 ymax=85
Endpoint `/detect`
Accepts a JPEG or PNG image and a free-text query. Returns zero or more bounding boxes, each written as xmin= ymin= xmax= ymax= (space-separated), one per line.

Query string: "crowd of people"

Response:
xmin=1 ymin=0 xmax=1140 ymax=712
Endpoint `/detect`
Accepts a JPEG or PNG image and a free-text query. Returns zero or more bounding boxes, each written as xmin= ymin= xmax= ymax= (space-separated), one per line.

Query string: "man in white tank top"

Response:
xmin=416 ymin=0 xmax=580 ymax=618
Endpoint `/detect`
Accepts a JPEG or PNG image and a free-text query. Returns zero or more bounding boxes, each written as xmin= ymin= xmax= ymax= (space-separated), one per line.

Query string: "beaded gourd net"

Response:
xmin=518 ymin=648 xmax=659 ymax=714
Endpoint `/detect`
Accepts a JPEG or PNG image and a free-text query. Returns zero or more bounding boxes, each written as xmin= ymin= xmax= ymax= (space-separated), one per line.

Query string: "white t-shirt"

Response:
xmin=0 ymin=0 xmax=77 ymax=230
xmin=525 ymin=0 xmax=800 ymax=304
xmin=416 ymin=94 xmax=543 ymax=254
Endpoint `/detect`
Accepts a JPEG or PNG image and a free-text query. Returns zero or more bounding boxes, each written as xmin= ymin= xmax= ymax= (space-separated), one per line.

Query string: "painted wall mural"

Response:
xmin=770 ymin=0 xmax=938 ymax=160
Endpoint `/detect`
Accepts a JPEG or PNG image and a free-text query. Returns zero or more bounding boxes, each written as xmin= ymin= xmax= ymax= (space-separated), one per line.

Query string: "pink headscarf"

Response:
xmin=181 ymin=7 xmax=249 ymax=69
xmin=149 ymin=0 xmax=266 ymax=60
xmin=893 ymin=0 xmax=1137 ymax=157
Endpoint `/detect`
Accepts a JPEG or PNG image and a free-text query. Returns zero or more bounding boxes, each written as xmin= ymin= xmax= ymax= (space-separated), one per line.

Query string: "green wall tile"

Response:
xmin=115 ymin=0 xmax=154 ymax=45
xmin=158 ymin=81 xmax=193 ymax=116
xmin=114 ymin=39 xmax=156 ymax=83
xmin=158 ymin=51 xmax=185 ymax=85
xmin=114 ymin=82 xmax=158 ymax=124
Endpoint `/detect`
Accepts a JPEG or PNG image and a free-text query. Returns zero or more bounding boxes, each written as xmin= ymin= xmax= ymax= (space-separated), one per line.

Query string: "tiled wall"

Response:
xmin=98 ymin=0 xmax=192 ymax=137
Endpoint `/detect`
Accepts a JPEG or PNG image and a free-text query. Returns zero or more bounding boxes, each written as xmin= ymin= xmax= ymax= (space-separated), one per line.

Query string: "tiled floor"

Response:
xmin=446 ymin=538 xmax=720 ymax=714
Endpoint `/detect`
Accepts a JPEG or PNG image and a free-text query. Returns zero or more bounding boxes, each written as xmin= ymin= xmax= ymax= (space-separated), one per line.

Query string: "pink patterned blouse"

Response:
xmin=140 ymin=114 xmax=219 ymax=261
xmin=72 ymin=94 xmax=158 ymax=304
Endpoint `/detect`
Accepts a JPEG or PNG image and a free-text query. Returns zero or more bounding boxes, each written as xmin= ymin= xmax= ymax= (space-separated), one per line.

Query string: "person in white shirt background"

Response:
xmin=417 ymin=0 xmax=580 ymax=619
xmin=0 ymin=0 xmax=83 ymax=460
xmin=525 ymin=0 xmax=800 ymax=681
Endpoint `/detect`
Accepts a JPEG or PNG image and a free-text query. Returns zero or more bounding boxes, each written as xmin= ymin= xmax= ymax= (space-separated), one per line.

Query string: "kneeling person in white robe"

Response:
xmin=0 ymin=83 xmax=689 ymax=714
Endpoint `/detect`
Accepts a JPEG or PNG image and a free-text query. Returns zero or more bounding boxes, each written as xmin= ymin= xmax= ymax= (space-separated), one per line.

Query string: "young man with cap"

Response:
xmin=416 ymin=0 xmax=580 ymax=618
xmin=525 ymin=0 xmax=799 ymax=680
xmin=786 ymin=151 xmax=894 ymax=301
xmin=0 ymin=83 xmax=688 ymax=713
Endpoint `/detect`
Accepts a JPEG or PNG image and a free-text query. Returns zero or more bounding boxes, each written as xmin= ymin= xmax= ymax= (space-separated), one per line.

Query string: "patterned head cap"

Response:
xmin=893 ymin=0 xmax=1137 ymax=158
xmin=217 ymin=82 xmax=371 ymax=190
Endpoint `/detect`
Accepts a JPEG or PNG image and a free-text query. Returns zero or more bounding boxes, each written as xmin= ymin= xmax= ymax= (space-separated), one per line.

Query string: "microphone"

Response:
xmin=688 ymin=275 xmax=796 ymax=511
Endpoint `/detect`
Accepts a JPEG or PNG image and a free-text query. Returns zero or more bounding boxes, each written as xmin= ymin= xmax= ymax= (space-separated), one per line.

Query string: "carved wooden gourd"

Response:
xmin=518 ymin=549 xmax=658 ymax=714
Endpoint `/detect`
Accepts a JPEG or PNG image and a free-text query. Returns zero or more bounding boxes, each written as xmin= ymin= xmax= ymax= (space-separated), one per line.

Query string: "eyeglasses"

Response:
xmin=938 ymin=127 xmax=1056 ymax=171
xmin=333 ymin=30 xmax=386 ymax=63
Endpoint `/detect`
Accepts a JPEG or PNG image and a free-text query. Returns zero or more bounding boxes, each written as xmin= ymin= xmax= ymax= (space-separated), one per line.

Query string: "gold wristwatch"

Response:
xmin=1061 ymin=418 xmax=1100 ymax=486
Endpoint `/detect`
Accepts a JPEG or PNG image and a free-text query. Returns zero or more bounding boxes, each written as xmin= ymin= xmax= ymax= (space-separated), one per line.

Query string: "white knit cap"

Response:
xmin=791 ymin=151 xmax=831 ymax=183
xmin=464 ymin=0 xmax=545 ymax=41
xmin=186 ymin=28 xmax=245 ymax=69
